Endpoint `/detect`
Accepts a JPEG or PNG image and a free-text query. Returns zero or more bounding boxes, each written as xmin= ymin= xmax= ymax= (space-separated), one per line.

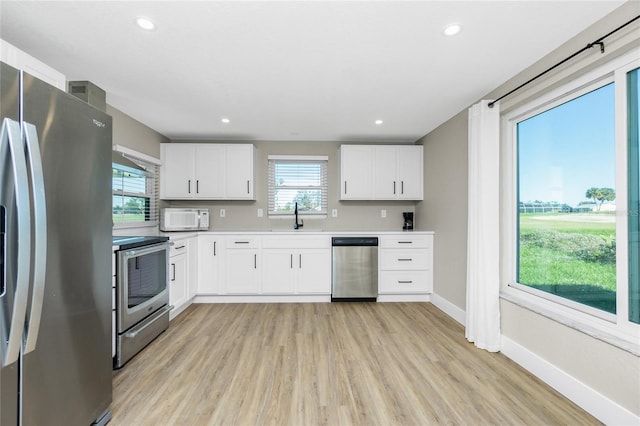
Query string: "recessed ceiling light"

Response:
xmin=221 ymin=118 xmax=230 ymax=124
xmin=135 ymin=17 xmax=156 ymax=31
xmin=375 ymin=119 xmax=383 ymax=125
xmin=443 ymin=23 xmax=462 ymax=36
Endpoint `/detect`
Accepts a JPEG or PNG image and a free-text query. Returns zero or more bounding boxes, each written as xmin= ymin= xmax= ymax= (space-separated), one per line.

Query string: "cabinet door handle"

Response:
xmin=398 ymin=280 xmax=413 ymax=284
xmin=398 ymin=258 xmax=413 ymax=262
xmin=254 ymin=254 xmax=257 ymax=269
xmin=290 ymin=254 xmax=293 ymax=269
xmin=247 ymin=180 xmax=250 ymax=194
xmin=188 ymin=180 xmax=191 ymax=194
xmin=344 ymin=181 xmax=347 ymax=194
xmin=196 ymin=180 xmax=200 ymax=194
xmin=213 ymin=241 xmax=216 ymax=256
xmin=401 ymin=181 xmax=404 ymax=194
xmin=299 ymin=254 xmax=302 ymax=269
xmin=171 ymin=263 xmax=176 ymax=281
xmin=393 ymin=181 xmax=396 ymax=194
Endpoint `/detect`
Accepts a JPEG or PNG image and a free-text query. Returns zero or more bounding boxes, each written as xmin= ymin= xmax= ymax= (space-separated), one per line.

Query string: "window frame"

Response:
xmin=501 ymin=50 xmax=640 ymax=353
xmin=112 ymin=145 xmax=161 ymax=229
xmin=267 ymin=155 xmax=329 ymax=219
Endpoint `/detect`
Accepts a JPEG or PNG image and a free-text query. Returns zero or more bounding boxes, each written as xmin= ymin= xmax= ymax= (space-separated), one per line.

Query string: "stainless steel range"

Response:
xmin=112 ymin=236 xmax=171 ymax=369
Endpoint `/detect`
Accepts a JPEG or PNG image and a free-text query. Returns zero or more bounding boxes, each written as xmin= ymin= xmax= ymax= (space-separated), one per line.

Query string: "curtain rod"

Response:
xmin=488 ymin=14 xmax=640 ymax=108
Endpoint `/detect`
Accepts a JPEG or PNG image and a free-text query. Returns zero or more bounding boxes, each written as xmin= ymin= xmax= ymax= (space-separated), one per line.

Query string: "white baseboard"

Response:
xmin=501 ymin=336 xmax=639 ymax=426
xmin=377 ymin=294 xmax=430 ymax=302
xmin=193 ymin=294 xmax=331 ymax=304
xmin=430 ymin=292 xmax=466 ymax=325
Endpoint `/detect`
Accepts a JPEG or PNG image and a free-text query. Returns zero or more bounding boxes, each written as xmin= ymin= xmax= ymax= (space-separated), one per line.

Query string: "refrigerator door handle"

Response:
xmin=0 ymin=118 xmax=32 ymax=367
xmin=23 ymin=122 xmax=47 ymax=354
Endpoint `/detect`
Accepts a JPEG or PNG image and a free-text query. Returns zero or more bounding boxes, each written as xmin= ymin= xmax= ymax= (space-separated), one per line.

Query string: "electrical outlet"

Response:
xmin=220 ymin=209 xmax=226 ymax=218
xmin=257 ymin=208 xmax=263 ymax=218
xmin=381 ymin=209 xmax=387 ymax=218
xmin=332 ymin=209 xmax=338 ymax=218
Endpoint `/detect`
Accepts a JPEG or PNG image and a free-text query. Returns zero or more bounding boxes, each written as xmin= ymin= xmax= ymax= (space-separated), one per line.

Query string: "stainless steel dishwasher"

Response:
xmin=331 ymin=237 xmax=378 ymax=301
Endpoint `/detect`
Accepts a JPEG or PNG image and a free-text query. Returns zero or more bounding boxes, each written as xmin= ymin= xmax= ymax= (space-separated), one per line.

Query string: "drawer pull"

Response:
xmin=234 ymin=241 xmax=250 ymax=244
xmin=175 ymin=245 xmax=186 ymax=250
xmin=398 ymin=280 xmax=413 ymax=284
xmin=398 ymin=241 xmax=413 ymax=244
xmin=398 ymin=258 xmax=413 ymax=262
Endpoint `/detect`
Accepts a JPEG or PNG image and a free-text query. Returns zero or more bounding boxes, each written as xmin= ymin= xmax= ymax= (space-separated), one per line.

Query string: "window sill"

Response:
xmin=500 ymin=288 xmax=640 ymax=356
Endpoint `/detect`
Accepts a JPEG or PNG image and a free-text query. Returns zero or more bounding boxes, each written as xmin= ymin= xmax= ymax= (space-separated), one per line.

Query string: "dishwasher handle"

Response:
xmin=332 ymin=237 xmax=378 ymax=247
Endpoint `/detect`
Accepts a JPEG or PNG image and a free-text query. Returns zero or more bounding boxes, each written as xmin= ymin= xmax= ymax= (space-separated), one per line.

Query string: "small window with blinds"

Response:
xmin=112 ymin=153 xmax=159 ymax=227
xmin=268 ymin=155 xmax=328 ymax=217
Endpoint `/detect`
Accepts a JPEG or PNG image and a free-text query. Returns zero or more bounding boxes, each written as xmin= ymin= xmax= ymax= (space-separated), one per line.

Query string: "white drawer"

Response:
xmin=380 ymin=249 xmax=430 ymax=270
xmin=262 ymin=235 xmax=329 ymax=249
xmin=226 ymin=236 xmax=260 ymax=249
xmin=170 ymin=242 xmax=189 ymax=257
xmin=379 ymin=270 xmax=432 ymax=294
xmin=380 ymin=234 xmax=431 ymax=249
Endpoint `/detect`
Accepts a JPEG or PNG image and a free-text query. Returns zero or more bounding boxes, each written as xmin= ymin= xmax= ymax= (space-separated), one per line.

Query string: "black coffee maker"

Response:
xmin=403 ymin=212 xmax=414 ymax=230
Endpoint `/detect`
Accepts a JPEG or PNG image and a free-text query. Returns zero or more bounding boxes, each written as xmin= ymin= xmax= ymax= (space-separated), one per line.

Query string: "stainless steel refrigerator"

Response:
xmin=1 ymin=61 xmax=112 ymax=425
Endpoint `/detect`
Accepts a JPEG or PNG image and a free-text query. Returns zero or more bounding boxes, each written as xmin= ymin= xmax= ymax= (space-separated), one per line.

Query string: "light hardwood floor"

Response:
xmin=111 ymin=302 xmax=600 ymax=425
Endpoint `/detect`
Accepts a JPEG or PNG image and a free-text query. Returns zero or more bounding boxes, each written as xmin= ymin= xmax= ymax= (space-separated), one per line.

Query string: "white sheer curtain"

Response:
xmin=465 ymin=100 xmax=501 ymax=352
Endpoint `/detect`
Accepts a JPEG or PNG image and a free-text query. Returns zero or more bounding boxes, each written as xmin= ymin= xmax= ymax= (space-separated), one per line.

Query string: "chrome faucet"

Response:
xmin=294 ymin=202 xmax=304 ymax=229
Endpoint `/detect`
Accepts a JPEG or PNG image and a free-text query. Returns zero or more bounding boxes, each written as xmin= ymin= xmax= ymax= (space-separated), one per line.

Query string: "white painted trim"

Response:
xmin=113 ymin=144 xmax=162 ymax=165
xmin=430 ymin=292 xmax=466 ymax=326
xmin=268 ymin=154 xmax=328 ymax=161
xmin=501 ymin=336 xmax=640 ymax=426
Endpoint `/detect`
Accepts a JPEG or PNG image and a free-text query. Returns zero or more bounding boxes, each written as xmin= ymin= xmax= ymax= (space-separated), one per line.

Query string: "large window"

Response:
xmin=517 ymin=83 xmax=617 ymax=314
xmin=112 ymin=148 xmax=159 ymax=228
xmin=504 ymin=52 xmax=640 ymax=342
xmin=268 ymin=155 xmax=328 ymax=217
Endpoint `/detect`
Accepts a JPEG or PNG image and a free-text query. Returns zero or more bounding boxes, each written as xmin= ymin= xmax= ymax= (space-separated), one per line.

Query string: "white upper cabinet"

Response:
xmin=340 ymin=145 xmax=374 ymax=199
xmin=194 ymin=144 xmax=226 ymax=198
xmin=340 ymin=145 xmax=423 ymax=201
xmin=224 ymin=144 xmax=254 ymax=199
xmin=161 ymin=143 xmax=195 ymax=198
xmin=160 ymin=143 xmax=254 ymax=200
xmin=392 ymin=145 xmax=423 ymax=200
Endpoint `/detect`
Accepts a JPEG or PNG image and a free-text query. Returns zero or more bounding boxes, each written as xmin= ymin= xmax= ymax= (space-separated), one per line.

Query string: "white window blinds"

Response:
xmin=112 ymin=151 xmax=160 ymax=227
xmin=268 ymin=156 xmax=328 ymax=216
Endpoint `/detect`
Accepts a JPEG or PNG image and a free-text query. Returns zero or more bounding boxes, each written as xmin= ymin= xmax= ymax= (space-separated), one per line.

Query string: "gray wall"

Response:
xmin=414 ymin=2 xmax=639 ymax=416
xmin=107 ymin=105 xmax=169 ymax=157
xmin=415 ymin=111 xmax=467 ymax=308
xmin=167 ymin=140 xmax=418 ymax=231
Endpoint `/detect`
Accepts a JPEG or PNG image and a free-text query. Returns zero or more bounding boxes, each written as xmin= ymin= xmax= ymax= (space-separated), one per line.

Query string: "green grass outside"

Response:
xmin=113 ymin=214 xmax=145 ymax=223
xmin=518 ymin=213 xmax=616 ymax=313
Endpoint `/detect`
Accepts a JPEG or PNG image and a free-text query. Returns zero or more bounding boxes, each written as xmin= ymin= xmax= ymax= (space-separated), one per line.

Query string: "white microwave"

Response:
xmin=160 ymin=208 xmax=210 ymax=231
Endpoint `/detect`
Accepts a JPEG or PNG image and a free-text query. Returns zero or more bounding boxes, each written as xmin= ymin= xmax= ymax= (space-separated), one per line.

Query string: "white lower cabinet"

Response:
xmin=378 ymin=234 xmax=433 ymax=295
xmin=191 ymin=232 xmax=432 ymax=301
xmin=261 ymin=250 xmax=297 ymax=294
xmin=262 ymin=235 xmax=331 ymax=294
xmin=197 ymin=235 xmax=222 ymax=294
xmin=169 ymin=236 xmax=195 ymax=318
xmin=224 ymin=237 xmax=260 ymax=294
xmin=261 ymin=236 xmax=331 ymax=295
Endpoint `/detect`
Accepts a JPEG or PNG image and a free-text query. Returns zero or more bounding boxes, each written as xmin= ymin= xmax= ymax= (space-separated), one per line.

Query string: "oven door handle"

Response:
xmin=124 ymin=305 xmax=174 ymax=339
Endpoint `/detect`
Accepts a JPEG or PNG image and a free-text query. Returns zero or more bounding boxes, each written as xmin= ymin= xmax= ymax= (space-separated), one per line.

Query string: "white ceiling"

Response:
xmin=0 ymin=1 xmax=626 ymax=142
